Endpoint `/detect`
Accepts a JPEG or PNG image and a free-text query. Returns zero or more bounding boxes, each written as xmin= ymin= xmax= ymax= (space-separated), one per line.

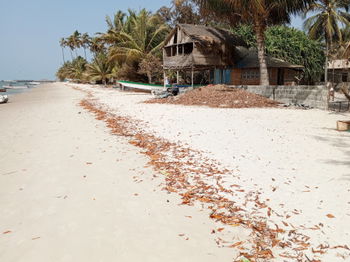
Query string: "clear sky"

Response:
xmin=0 ymin=0 xmax=304 ymax=80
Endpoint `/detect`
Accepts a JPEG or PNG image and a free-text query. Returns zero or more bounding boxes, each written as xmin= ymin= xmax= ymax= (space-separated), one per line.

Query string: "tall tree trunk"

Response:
xmin=255 ymin=24 xmax=270 ymax=86
xmin=70 ymin=49 xmax=74 ymax=60
xmin=61 ymin=47 xmax=66 ymax=64
xmin=325 ymin=39 xmax=329 ymax=84
xmin=83 ymin=48 xmax=87 ymax=60
xmin=325 ymin=39 xmax=330 ymax=109
xmin=147 ymin=71 xmax=152 ymax=84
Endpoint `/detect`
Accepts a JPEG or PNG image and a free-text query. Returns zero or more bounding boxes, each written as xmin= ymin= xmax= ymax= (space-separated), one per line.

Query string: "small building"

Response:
xmin=163 ymin=24 xmax=303 ymax=86
xmin=328 ymin=59 xmax=350 ymax=83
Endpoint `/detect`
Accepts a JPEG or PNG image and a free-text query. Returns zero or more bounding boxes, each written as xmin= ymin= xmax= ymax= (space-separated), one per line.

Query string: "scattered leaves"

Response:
xmin=78 ymin=91 xmax=343 ymax=262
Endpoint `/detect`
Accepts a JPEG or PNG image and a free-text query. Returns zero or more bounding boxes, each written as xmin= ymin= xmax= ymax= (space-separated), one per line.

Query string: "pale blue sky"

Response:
xmin=0 ymin=0 xmax=304 ymax=80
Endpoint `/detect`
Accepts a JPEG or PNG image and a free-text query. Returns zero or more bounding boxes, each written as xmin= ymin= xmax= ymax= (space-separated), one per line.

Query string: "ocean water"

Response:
xmin=0 ymin=81 xmax=36 ymax=96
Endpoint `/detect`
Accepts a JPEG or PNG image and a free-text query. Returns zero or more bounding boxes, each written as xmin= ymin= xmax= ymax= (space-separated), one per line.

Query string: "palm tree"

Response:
xmin=67 ymin=30 xmax=82 ymax=58
xmin=104 ymin=9 xmax=169 ymax=65
xmin=197 ymin=0 xmax=314 ymax=85
xmin=56 ymin=56 xmax=88 ymax=82
xmin=88 ymin=37 xmax=106 ymax=58
xmin=56 ymin=61 xmax=72 ymax=81
xmin=106 ymin=10 xmax=127 ymax=31
xmin=304 ymin=0 xmax=350 ymax=83
xmin=70 ymin=56 xmax=88 ymax=82
xmin=81 ymin=33 xmax=90 ymax=60
xmin=65 ymin=36 xmax=75 ymax=60
xmin=98 ymin=10 xmax=135 ymax=47
xmin=59 ymin=38 xmax=66 ymax=64
xmin=86 ymin=53 xmax=115 ymax=85
xmin=339 ymin=26 xmax=350 ymax=57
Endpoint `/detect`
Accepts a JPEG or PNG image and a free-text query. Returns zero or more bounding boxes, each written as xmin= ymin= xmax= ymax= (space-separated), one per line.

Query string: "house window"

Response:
xmin=178 ymin=45 xmax=183 ymax=55
xmin=165 ymin=47 xmax=171 ymax=57
xmin=242 ymin=70 xmax=260 ymax=80
xmin=172 ymin=46 xmax=177 ymax=56
xmin=184 ymin=43 xmax=193 ymax=55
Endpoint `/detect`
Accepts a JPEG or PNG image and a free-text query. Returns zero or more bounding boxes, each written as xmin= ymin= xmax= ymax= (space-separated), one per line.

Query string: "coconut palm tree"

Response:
xmin=66 ymin=30 xmax=82 ymax=58
xmin=106 ymin=10 xmax=127 ymax=31
xmin=81 ymin=33 xmax=90 ymax=60
xmin=86 ymin=53 xmax=115 ymax=85
xmin=338 ymin=25 xmax=350 ymax=57
xmin=65 ymin=37 xmax=75 ymax=60
xmin=304 ymin=0 xmax=350 ymax=82
xmin=70 ymin=56 xmax=88 ymax=82
xmin=56 ymin=56 xmax=88 ymax=82
xmin=88 ymin=37 xmax=106 ymax=58
xmin=197 ymin=0 xmax=315 ymax=85
xmin=59 ymin=38 xmax=66 ymax=64
xmin=106 ymin=9 xmax=169 ymax=65
xmin=56 ymin=61 xmax=72 ymax=81
xmin=98 ymin=10 xmax=135 ymax=47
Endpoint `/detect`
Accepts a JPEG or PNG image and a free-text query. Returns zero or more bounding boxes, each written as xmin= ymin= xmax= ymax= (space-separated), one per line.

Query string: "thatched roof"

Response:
xmin=165 ymin=24 xmax=247 ymax=47
xmin=235 ymin=47 xmax=304 ymax=69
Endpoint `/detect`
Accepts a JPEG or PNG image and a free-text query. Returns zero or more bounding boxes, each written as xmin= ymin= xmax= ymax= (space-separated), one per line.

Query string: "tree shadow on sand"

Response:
xmin=312 ymin=133 xmax=350 ymax=180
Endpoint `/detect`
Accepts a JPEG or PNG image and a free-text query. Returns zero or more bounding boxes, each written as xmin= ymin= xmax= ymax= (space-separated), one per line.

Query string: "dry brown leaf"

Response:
xmin=79 ymin=94 xmax=348 ymax=261
xmin=145 ymin=85 xmax=279 ymax=109
xmin=282 ymin=221 xmax=289 ymax=227
xmin=197 ymin=197 xmax=212 ymax=203
xmin=229 ymin=241 xmax=244 ymax=248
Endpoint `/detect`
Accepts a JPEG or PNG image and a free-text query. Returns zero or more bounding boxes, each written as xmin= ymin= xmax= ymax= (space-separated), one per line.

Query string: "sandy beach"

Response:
xmin=1 ymin=82 xmax=350 ymax=261
xmin=0 ymin=83 xmax=235 ymax=262
xmin=75 ymin=83 xmax=350 ymax=261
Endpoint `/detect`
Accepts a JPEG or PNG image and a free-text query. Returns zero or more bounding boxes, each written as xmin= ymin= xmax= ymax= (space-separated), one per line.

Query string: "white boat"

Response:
xmin=117 ymin=81 xmax=164 ymax=92
xmin=4 ymin=85 xmax=29 ymax=89
xmin=0 ymin=95 xmax=8 ymax=104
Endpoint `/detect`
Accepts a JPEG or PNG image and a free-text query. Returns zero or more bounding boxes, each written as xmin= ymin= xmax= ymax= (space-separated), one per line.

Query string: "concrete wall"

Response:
xmin=230 ymin=85 xmax=328 ymax=109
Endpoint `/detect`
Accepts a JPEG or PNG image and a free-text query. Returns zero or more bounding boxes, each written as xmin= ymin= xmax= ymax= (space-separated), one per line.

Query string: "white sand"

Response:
xmin=74 ymin=84 xmax=350 ymax=261
xmin=0 ymin=83 xmax=236 ymax=262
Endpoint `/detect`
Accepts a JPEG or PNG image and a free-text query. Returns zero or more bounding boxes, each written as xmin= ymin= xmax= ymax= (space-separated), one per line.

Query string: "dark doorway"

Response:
xmin=342 ymin=72 xmax=348 ymax=82
xmin=277 ymin=69 xmax=285 ymax=85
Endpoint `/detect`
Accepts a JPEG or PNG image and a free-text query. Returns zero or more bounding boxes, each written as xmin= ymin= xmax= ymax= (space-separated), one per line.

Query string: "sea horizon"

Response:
xmin=0 ymin=80 xmax=45 ymax=96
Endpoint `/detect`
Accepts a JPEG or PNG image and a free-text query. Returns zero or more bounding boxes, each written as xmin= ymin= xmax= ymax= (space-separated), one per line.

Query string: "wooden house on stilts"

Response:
xmin=163 ymin=24 xmax=303 ymax=87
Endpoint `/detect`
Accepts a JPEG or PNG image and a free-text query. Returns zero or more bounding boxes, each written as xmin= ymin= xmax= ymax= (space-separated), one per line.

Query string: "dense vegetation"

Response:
xmin=56 ymin=0 xmax=350 ymax=86
xmin=57 ymin=9 xmax=169 ymax=84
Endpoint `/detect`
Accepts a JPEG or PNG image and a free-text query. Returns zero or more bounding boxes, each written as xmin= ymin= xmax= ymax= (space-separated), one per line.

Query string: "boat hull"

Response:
xmin=0 ymin=95 xmax=8 ymax=104
xmin=117 ymin=81 xmax=163 ymax=93
xmin=4 ymin=85 xmax=28 ymax=89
